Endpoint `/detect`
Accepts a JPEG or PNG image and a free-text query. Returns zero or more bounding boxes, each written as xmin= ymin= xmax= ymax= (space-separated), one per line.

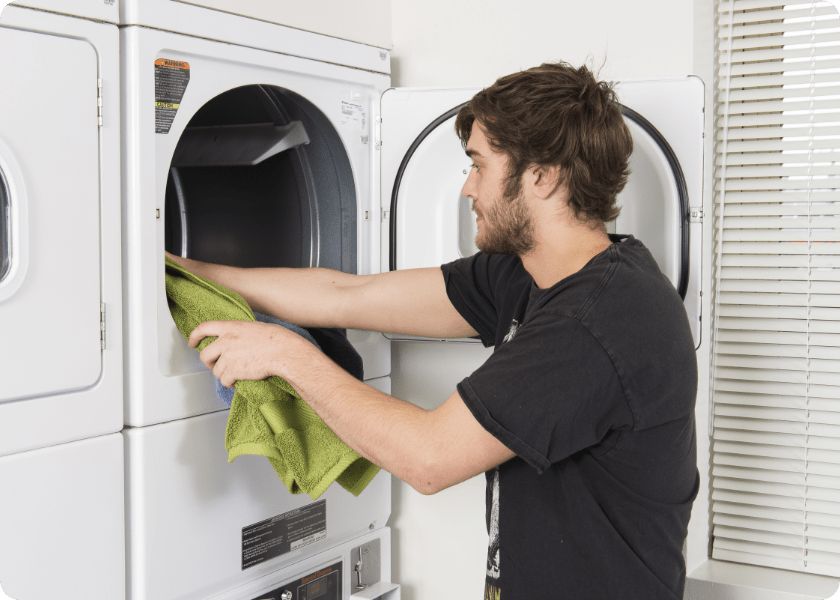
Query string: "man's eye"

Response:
xmin=471 ymin=164 xmax=481 ymax=172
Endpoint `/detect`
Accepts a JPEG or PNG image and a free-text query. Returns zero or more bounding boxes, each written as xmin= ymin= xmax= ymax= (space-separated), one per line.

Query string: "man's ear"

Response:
xmin=529 ymin=165 xmax=563 ymax=200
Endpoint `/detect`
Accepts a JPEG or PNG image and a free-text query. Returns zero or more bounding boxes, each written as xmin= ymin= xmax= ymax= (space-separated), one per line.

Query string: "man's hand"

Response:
xmin=188 ymin=319 xmax=514 ymax=495
xmin=188 ymin=320 xmax=321 ymax=388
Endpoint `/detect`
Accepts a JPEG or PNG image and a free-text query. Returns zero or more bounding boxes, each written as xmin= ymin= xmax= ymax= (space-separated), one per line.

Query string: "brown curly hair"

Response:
xmin=455 ymin=62 xmax=633 ymax=224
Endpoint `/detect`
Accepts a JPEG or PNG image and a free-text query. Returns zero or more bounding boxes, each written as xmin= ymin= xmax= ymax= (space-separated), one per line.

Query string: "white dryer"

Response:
xmin=121 ymin=27 xmax=391 ymax=427
xmin=0 ymin=3 xmax=124 ymax=600
xmin=120 ymin=19 xmax=394 ymax=600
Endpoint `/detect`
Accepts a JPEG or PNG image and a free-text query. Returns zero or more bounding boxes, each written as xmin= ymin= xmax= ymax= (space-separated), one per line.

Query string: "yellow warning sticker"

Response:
xmin=155 ymin=59 xmax=191 ymax=134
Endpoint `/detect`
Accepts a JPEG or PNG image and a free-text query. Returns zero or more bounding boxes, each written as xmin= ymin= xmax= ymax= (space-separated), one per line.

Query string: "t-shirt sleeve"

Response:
xmin=456 ymin=311 xmax=634 ymax=473
xmin=441 ymin=253 xmax=513 ymax=347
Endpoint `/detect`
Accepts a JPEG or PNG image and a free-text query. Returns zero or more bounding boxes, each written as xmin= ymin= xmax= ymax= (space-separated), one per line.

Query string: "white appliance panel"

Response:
xmin=8 ymin=0 xmax=120 ymax=23
xmin=119 ymin=0 xmax=390 ymax=74
xmin=380 ymin=88 xmax=478 ymax=276
xmin=0 ymin=6 xmax=123 ymax=457
xmin=0 ymin=25 xmax=101 ymax=400
xmin=209 ymin=529 xmax=394 ymax=600
xmin=125 ymin=377 xmax=392 ymax=600
xmin=615 ymin=118 xmax=681 ymax=286
xmin=173 ymin=0 xmax=392 ymax=50
xmin=382 ymin=81 xmax=704 ymax=347
xmin=122 ymin=26 xmax=391 ymax=427
xmin=0 ymin=434 xmax=125 ymax=600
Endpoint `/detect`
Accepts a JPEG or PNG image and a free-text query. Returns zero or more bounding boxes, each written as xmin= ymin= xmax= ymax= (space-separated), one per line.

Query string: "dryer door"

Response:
xmin=381 ymin=80 xmax=703 ymax=347
xmin=0 ymin=26 xmax=104 ymax=425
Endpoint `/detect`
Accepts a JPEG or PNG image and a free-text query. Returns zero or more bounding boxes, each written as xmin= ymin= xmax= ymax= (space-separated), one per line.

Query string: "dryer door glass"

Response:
xmin=0 ymin=168 xmax=9 ymax=283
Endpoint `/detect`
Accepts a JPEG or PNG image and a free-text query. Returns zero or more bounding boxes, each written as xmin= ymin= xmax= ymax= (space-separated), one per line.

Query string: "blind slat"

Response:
xmin=719 ymin=16 xmax=840 ymax=40
xmin=723 ymin=84 xmax=840 ymax=104
xmin=718 ymin=3 xmax=839 ymax=25
xmin=717 ymin=151 xmax=840 ymax=166
xmin=714 ymin=191 xmax=840 ymax=203
xmin=719 ymin=0 xmax=836 ymax=12
xmin=718 ymin=205 xmax=840 ymax=218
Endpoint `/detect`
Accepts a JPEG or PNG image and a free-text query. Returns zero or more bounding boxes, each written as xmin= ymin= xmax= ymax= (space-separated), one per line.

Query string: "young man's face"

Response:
xmin=461 ymin=122 xmax=535 ymax=256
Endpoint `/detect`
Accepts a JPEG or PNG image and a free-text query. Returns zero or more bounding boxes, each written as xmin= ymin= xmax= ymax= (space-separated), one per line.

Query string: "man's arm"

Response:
xmin=189 ymin=319 xmax=514 ymax=494
xmin=297 ymin=369 xmax=515 ymax=495
xmin=166 ymin=252 xmax=477 ymax=339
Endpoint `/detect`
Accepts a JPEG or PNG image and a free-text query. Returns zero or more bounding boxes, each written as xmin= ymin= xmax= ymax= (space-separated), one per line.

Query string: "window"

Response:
xmin=711 ymin=0 xmax=840 ymax=577
xmin=0 ymin=166 xmax=9 ymax=283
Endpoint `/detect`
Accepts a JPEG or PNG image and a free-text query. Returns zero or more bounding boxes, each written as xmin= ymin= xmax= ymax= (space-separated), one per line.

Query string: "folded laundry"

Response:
xmin=165 ymin=257 xmax=379 ymax=499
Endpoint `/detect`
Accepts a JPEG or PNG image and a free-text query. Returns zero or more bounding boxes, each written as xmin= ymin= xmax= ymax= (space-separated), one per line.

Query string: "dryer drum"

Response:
xmin=388 ymin=103 xmax=691 ymax=301
xmin=164 ymin=84 xmax=357 ymax=275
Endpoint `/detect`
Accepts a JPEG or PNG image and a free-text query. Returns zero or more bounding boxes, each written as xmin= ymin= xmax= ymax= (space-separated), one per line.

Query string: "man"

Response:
xmin=169 ymin=61 xmax=699 ymax=599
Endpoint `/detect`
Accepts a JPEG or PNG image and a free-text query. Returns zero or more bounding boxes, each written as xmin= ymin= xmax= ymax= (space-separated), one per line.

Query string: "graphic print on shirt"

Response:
xmin=485 ymin=466 xmax=501 ymax=599
xmin=487 ymin=467 xmax=500 ymax=580
xmin=502 ymin=319 xmax=519 ymax=344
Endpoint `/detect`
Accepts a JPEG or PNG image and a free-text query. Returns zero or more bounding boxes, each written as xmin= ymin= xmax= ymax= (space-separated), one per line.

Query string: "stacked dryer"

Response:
xmin=0 ymin=2 xmax=125 ymax=599
xmin=118 ymin=3 xmax=395 ymax=600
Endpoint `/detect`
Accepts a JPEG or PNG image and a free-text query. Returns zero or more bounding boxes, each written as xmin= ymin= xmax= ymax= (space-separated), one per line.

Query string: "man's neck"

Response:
xmin=520 ymin=220 xmax=612 ymax=290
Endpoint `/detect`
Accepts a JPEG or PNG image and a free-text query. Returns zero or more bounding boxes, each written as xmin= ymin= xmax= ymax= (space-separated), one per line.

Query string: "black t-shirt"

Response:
xmin=441 ymin=235 xmax=699 ymax=600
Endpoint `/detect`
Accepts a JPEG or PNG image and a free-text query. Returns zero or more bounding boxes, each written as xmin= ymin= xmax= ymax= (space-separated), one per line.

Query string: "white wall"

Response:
xmin=388 ymin=2 xmax=697 ymax=598
xmin=391 ymin=0 xmax=695 ymax=88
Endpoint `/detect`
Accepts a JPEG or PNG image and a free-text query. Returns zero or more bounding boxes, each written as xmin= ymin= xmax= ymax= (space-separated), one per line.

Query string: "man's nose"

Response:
xmin=461 ymin=167 xmax=476 ymax=200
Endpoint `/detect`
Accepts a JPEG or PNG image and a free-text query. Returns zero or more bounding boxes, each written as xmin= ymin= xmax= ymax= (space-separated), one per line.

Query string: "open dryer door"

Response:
xmin=381 ymin=79 xmax=704 ymax=347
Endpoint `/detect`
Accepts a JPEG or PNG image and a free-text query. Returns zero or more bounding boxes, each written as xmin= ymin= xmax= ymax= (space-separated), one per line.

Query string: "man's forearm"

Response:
xmin=277 ymin=346 xmax=513 ymax=495
xmin=168 ymin=254 xmax=358 ymax=328
xmin=282 ymin=353 xmax=455 ymax=495
xmin=168 ymin=253 xmax=478 ymax=338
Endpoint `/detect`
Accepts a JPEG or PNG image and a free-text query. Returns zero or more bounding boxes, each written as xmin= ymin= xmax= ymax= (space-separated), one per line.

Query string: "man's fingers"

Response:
xmin=189 ymin=320 xmax=225 ymax=347
xmin=213 ymin=357 xmax=238 ymax=389
xmin=199 ymin=339 xmax=224 ymax=369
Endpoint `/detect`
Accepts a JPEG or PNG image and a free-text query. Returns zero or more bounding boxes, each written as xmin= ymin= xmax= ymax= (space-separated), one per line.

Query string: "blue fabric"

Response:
xmin=214 ymin=312 xmax=320 ymax=407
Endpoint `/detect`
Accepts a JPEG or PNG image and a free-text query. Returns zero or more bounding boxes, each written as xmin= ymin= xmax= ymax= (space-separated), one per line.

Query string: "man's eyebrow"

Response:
xmin=465 ymin=149 xmax=483 ymax=159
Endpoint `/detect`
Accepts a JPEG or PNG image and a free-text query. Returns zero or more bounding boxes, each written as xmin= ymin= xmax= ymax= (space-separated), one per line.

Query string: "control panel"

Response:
xmin=251 ymin=561 xmax=342 ymax=600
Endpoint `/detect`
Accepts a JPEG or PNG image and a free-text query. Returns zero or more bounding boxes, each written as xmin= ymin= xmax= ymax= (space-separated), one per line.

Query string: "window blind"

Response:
xmin=712 ymin=0 xmax=840 ymax=577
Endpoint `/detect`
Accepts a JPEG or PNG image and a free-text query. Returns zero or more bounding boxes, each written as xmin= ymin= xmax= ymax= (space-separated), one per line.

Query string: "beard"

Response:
xmin=473 ymin=184 xmax=536 ymax=256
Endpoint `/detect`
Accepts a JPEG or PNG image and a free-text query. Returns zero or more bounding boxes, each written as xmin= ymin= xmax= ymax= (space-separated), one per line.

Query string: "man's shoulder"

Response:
xmin=443 ymin=252 xmax=531 ymax=296
xmin=583 ymin=238 xmax=698 ymax=427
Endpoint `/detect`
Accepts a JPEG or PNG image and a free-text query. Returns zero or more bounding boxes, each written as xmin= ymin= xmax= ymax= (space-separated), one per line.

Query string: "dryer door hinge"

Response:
xmin=97 ymin=79 xmax=104 ymax=127
xmin=689 ymin=207 xmax=703 ymax=223
xmin=100 ymin=302 xmax=106 ymax=350
xmin=374 ymin=116 xmax=382 ymax=150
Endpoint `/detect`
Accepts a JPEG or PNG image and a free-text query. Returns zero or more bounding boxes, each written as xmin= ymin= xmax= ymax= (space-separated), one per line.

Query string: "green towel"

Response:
xmin=165 ymin=257 xmax=380 ymax=499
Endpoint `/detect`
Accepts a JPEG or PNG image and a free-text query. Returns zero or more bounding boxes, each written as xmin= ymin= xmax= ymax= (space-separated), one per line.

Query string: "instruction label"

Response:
xmin=340 ymin=100 xmax=367 ymax=133
xmin=242 ymin=500 xmax=327 ymax=570
xmin=155 ymin=58 xmax=191 ymax=134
